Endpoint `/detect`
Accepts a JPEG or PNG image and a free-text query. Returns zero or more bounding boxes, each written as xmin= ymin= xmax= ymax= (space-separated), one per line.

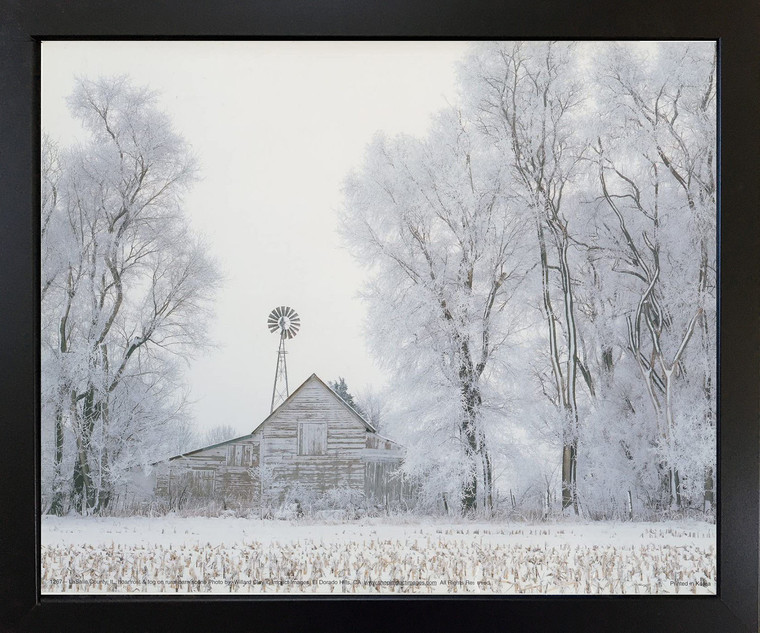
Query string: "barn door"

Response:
xmin=298 ymin=422 xmax=327 ymax=455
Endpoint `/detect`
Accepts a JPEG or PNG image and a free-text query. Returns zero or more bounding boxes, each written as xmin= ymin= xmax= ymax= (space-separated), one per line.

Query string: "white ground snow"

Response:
xmin=41 ymin=516 xmax=716 ymax=595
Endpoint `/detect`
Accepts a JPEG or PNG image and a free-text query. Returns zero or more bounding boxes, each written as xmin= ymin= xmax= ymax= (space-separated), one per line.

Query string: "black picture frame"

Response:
xmin=1 ymin=1 xmax=757 ymax=631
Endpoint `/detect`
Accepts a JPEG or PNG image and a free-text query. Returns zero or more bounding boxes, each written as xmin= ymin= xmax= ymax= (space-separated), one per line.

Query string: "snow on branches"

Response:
xmin=41 ymin=76 xmax=221 ymax=515
xmin=341 ymin=42 xmax=716 ymax=520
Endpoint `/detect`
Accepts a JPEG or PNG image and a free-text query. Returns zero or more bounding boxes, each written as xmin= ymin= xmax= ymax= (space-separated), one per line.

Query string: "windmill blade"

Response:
xmin=267 ymin=310 xmax=280 ymax=332
xmin=267 ymin=306 xmax=299 ymax=338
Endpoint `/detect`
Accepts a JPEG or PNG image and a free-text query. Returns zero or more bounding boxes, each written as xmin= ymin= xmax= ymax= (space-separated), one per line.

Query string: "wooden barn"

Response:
xmin=137 ymin=374 xmax=406 ymax=514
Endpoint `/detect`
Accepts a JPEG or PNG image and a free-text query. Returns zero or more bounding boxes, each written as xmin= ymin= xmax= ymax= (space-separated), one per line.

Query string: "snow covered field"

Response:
xmin=41 ymin=516 xmax=715 ymax=595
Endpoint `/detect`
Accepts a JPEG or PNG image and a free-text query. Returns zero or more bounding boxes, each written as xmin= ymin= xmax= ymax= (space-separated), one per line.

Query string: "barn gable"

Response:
xmin=254 ymin=374 xmax=377 ymax=507
xmin=252 ymin=373 xmax=376 ymax=434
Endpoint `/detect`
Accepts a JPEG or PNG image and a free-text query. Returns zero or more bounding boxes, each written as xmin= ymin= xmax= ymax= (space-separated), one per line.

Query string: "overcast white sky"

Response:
xmin=42 ymin=40 xmax=471 ymax=438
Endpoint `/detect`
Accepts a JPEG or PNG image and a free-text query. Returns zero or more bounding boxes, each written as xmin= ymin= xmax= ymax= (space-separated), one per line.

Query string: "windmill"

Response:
xmin=267 ymin=306 xmax=300 ymax=412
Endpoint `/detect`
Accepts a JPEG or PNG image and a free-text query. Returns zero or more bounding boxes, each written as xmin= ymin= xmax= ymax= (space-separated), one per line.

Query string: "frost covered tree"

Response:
xmin=329 ymin=377 xmax=387 ymax=431
xmin=202 ymin=424 xmax=239 ymax=447
xmin=355 ymin=387 xmax=385 ymax=432
xmin=41 ymin=76 xmax=221 ymax=515
xmin=342 ymin=108 xmax=527 ymax=514
xmin=328 ymin=377 xmax=365 ymax=416
xmin=459 ymin=42 xmax=591 ymax=513
xmin=591 ymin=43 xmax=717 ymax=512
xmin=171 ymin=417 xmax=199 ymax=456
xmin=342 ymin=41 xmax=716 ymax=521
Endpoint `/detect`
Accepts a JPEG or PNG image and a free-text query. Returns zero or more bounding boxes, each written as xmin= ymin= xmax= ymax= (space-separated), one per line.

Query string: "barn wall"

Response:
xmin=363 ymin=435 xmax=408 ymax=508
xmin=155 ymin=435 xmax=261 ymax=512
xmin=260 ymin=378 xmax=367 ymax=507
xmin=149 ymin=376 xmax=408 ymax=514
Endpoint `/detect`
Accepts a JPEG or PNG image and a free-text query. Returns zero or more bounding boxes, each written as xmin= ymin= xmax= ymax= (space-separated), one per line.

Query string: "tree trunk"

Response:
xmin=461 ymin=414 xmax=479 ymax=514
xmin=94 ymin=345 xmax=112 ymax=513
xmin=698 ymin=245 xmax=715 ymax=512
xmin=459 ymin=362 xmax=488 ymax=515
xmin=561 ymin=437 xmax=578 ymax=513
xmin=49 ymin=401 xmax=65 ymax=516
xmin=535 ymin=217 xmax=565 ymax=406
xmin=550 ymin=217 xmax=580 ymax=515
xmin=663 ymin=369 xmax=681 ymax=510
xmin=72 ymin=385 xmax=98 ymax=512
xmin=482 ymin=440 xmax=493 ymax=513
xmin=703 ymin=466 xmax=714 ymax=512
xmin=50 ymin=301 xmax=72 ymax=516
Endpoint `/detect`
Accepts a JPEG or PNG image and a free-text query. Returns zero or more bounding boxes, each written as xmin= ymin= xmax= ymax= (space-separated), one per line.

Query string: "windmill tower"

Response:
xmin=267 ymin=306 xmax=300 ymax=412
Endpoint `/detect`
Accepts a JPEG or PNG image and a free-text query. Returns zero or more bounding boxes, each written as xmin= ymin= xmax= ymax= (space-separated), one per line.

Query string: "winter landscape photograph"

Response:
xmin=40 ymin=40 xmax=717 ymax=595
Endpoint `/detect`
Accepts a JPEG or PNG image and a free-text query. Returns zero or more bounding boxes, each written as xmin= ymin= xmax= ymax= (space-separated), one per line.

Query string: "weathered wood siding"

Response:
xmin=365 ymin=433 xmax=403 ymax=452
xmin=363 ymin=461 xmax=412 ymax=505
xmin=149 ymin=375 xmax=408 ymax=513
xmin=363 ymin=432 xmax=407 ymax=506
xmin=155 ymin=435 xmax=261 ymax=512
xmin=259 ymin=377 xmax=367 ymax=506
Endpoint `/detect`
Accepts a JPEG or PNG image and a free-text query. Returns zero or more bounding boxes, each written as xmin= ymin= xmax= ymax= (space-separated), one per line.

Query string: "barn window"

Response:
xmin=298 ymin=422 xmax=327 ymax=455
xmin=226 ymin=444 xmax=253 ymax=467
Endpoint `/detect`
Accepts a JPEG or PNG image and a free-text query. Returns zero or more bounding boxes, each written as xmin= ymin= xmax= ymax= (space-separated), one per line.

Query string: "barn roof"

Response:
xmin=167 ymin=433 xmax=254 ymax=461
xmin=251 ymin=373 xmax=377 ymax=434
xmin=156 ymin=373 xmax=383 ymax=465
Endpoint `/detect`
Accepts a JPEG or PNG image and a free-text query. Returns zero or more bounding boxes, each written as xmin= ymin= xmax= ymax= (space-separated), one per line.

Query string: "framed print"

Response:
xmin=1 ymin=1 xmax=758 ymax=632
